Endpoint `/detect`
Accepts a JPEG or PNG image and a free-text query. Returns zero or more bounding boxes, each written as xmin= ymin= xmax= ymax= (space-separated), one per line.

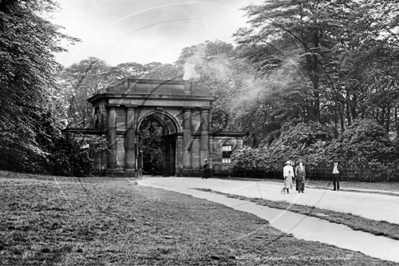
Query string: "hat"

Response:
xmin=285 ymin=161 xmax=291 ymax=165
xmin=204 ymin=159 xmax=208 ymax=162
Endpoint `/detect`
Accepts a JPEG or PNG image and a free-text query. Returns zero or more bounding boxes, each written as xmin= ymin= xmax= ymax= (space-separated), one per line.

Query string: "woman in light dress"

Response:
xmin=283 ymin=161 xmax=294 ymax=193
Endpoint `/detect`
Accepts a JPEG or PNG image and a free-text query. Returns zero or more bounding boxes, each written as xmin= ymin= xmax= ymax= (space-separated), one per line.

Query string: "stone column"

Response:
xmin=176 ymin=135 xmax=183 ymax=176
xmin=208 ymin=108 xmax=213 ymax=168
xmin=183 ymin=108 xmax=192 ymax=173
xmin=200 ymin=108 xmax=210 ymax=164
xmin=107 ymin=106 xmax=117 ymax=169
xmin=125 ymin=107 xmax=136 ymax=176
xmin=209 ymin=135 xmax=214 ymax=169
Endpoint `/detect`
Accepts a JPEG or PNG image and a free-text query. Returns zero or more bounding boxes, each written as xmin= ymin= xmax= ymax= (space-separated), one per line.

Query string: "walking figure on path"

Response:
xmin=295 ymin=160 xmax=306 ymax=193
xmin=202 ymin=159 xmax=211 ymax=179
xmin=283 ymin=161 xmax=294 ymax=194
xmin=332 ymin=162 xmax=342 ymax=191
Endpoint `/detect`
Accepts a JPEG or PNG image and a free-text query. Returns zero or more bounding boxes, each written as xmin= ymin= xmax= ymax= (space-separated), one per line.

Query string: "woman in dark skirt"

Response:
xmin=295 ymin=160 xmax=306 ymax=193
xmin=202 ymin=159 xmax=211 ymax=179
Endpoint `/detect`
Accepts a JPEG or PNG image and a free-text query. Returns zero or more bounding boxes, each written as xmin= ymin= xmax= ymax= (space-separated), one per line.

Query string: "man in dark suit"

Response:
xmin=202 ymin=159 xmax=211 ymax=179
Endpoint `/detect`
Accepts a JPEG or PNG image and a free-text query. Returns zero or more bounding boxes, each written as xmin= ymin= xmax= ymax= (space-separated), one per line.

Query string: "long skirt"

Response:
xmin=284 ymin=177 xmax=293 ymax=189
xmin=297 ymin=179 xmax=305 ymax=192
xmin=203 ymin=168 xmax=212 ymax=179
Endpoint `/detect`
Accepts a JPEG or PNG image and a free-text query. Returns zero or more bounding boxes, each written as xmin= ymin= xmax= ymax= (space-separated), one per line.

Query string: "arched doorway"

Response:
xmin=136 ymin=111 xmax=179 ymax=176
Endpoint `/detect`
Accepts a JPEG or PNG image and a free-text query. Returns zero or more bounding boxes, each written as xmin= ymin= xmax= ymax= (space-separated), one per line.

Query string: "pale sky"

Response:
xmin=51 ymin=0 xmax=264 ymax=67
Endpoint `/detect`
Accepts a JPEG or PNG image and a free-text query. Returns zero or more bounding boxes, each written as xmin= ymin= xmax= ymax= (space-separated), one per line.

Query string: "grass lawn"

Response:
xmin=1 ymin=172 xmax=398 ymax=265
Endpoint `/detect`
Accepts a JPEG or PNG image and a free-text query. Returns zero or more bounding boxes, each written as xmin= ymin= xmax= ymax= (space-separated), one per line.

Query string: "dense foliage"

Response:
xmin=228 ymin=0 xmax=399 ymax=180
xmin=232 ymin=119 xmax=398 ymax=180
xmin=138 ymin=119 xmax=164 ymax=172
xmin=0 ymin=0 xmax=79 ymax=173
xmin=49 ymin=133 xmax=106 ymax=176
xmin=232 ymin=120 xmax=334 ymax=170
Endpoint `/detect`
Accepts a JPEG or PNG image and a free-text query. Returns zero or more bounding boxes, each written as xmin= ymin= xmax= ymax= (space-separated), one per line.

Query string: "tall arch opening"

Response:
xmin=137 ymin=111 xmax=179 ymax=176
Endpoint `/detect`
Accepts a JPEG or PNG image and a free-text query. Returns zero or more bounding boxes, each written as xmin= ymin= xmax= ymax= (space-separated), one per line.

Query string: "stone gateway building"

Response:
xmin=82 ymin=78 xmax=244 ymax=177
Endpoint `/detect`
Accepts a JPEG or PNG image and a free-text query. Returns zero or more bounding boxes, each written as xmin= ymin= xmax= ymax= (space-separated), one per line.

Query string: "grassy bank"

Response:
xmin=196 ymin=188 xmax=399 ymax=241
xmin=0 ymin=173 xmax=398 ymax=265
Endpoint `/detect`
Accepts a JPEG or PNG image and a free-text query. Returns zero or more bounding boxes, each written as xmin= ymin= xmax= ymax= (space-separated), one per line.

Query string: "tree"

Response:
xmin=57 ymin=59 xmax=183 ymax=128
xmin=57 ymin=57 xmax=112 ymax=127
xmin=176 ymin=40 xmax=239 ymax=107
xmin=176 ymin=40 xmax=262 ymax=140
xmin=325 ymin=119 xmax=393 ymax=180
xmin=144 ymin=63 xmax=182 ymax=80
xmin=235 ymin=0 xmax=339 ymax=122
xmin=235 ymin=0 xmax=399 ymax=133
xmin=0 ymin=0 xmax=78 ymax=172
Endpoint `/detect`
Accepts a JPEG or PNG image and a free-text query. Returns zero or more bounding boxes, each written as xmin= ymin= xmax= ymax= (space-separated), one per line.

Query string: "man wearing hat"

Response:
xmin=202 ymin=159 xmax=211 ymax=179
xmin=283 ymin=160 xmax=294 ymax=193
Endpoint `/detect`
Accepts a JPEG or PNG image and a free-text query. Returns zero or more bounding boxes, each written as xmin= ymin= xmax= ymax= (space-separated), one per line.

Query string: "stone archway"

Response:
xmin=136 ymin=111 xmax=180 ymax=176
xmin=87 ymin=78 xmax=217 ymax=177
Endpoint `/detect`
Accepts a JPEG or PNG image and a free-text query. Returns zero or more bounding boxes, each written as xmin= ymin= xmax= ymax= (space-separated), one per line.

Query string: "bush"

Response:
xmin=48 ymin=132 xmax=106 ymax=177
xmin=326 ymin=119 xmax=393 ymax=180
xmin=231 ymin=119 xmax=399 ymax=181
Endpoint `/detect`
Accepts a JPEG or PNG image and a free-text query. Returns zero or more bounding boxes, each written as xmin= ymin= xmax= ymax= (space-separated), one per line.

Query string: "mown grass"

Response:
xmin=0 ymin=172 xmax=398 ymax=265
xmin=196 ymin=188 xmax=399 ymax=241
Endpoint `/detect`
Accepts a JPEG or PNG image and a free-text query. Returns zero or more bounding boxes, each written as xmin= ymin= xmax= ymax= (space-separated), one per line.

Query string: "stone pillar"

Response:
xmin=183 ymin=108 xmax=192 ymax=173
xmin=208 ymin=108 xmax=213 ymax=169
xmin=135 ymin=134 xmax=140 ymax=169
xmin=176 ymin=135 xmax=183 ymax=176
xmin=213 ymin=139 xmax=222 ymax=173
xmin=200 ymin=108 xmax=210 ymax=164
xmin=125 ymin=107 xmax=136 ymax=176
xmin=107 ymin=107 xmax=117 ymax=169
xmin=209 ymin=135 xmax=214 ymax=169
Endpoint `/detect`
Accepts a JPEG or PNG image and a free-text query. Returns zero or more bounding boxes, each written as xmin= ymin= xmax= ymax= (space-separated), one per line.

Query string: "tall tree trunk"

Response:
xmin=386 ymin=104 xmax=390 ymax=133
xmin=312 ymin=37 xmax=320 ymax=122
xmin=251 ymin=132 xmax=258 ymax=148
xmin=395 ymin=107 xmax=399 ymax=136
xmin=334 ymin=105 xmax=339 ymax=137
xmin=345 ymin=89 xmax=352 ymax=125
xmin=351 ymin=93 xmax=358 ymax=120
xmin=340 ymin=103 xmax=345 ymax=133
xmin=305 ymin=32 xmax=321 ymax=122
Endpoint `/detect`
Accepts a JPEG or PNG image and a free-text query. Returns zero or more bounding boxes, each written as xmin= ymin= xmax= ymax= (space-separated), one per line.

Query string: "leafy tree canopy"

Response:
xmin=0 ymin=0 xmax=78 ymax=171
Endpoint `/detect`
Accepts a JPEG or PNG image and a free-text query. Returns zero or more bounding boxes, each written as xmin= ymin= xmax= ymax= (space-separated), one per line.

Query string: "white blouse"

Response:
xmin=283 ymin=165 xmax=294 ymax=177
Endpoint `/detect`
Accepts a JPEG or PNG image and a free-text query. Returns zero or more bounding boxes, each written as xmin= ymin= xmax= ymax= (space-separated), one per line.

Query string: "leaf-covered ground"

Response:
xmin=0 ymin=173 xmax=398 ymax=265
